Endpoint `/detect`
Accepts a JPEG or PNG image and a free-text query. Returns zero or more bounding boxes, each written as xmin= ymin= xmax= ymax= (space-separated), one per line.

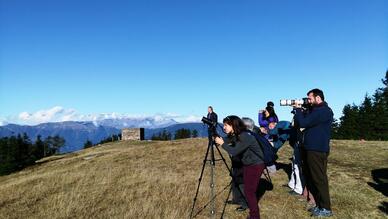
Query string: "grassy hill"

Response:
xmin=0 ymin=138 xmax=387 ymax=219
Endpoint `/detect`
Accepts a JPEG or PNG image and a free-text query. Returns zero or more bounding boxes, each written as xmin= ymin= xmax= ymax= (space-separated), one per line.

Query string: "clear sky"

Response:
xmin=0 ymin=0 xmax=387 ymax=125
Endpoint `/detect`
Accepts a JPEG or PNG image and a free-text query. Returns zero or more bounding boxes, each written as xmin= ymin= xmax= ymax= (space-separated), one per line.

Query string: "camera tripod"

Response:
xmin=189 ymin=137 xmax=246 ymax=219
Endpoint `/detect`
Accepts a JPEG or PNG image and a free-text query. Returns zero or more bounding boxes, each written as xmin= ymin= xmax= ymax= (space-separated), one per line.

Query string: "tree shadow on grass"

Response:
xmin=367 ymin=168 xmax=388 ymax=215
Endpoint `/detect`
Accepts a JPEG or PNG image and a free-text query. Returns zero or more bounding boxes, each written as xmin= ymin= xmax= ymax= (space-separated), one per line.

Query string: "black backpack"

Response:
xmin=246 ymin=130 xmax=277 ymax=166
xmin=246 ymin=130 xmax=276 ymax=191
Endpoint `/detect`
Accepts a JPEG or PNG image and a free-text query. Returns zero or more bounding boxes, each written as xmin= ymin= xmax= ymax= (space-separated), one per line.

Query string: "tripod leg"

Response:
xmin=215 ymin=142 xmax=248 ymax=201
xmin=214 ymin=143 xmax=231 ymax=172
xmin=190 ymin=144 xmax=211 ymax=219
xmin=210 ymin=142 xmax=216 ymax=219
xmin=214 ymin=143 xmax=248 ymax=215
xmin=221 ymin=181 xmax=233 ymax=219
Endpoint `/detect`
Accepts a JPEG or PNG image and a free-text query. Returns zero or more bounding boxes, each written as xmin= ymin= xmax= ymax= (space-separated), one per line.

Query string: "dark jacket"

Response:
xmin=267 ymin=121 xmax=291 ymax=151
xmin=222 ymin=132 xmax=264 ymax=166
xmin=294 ymin=102 xmax=334 ymax=153
xmin=207 ymin=112 xmax=218 ymax=130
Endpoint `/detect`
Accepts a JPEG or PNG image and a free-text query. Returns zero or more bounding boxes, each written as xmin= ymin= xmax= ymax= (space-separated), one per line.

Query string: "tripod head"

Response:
xmin=202 ymin=116 xmax=223 ymax=139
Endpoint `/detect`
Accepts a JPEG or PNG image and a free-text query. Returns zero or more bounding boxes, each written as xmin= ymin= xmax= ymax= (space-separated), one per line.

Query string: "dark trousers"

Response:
xmin=232 ymin=182 xmax=247 ymax=207
xmin=243 ymin=163 xmax=265 ymax=219
xmin=232 ymin=167 xmax=247 ymax=208
xmin=208 ymin=130 xmax=213 ymax=146
xmin=304 ymin=150 xmax=331 ymax=210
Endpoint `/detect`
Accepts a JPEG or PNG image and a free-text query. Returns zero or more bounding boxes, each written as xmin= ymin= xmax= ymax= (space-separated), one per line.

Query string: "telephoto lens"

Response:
xmin=280 ymin=98 xmax=309 ymax=106
xmin=280 ymin=99 xmax=303 ymax=106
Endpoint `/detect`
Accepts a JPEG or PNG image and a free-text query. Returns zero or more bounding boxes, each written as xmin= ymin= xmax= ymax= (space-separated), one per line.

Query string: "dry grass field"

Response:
xmin=0 ymin=138 xmax=387 ymax=219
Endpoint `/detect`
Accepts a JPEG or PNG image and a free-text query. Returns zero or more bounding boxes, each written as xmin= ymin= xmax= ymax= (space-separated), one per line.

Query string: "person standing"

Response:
xmin=206 ymin=106 xmax=218 ymax=146
xmin=293 ymin=88 xmax=334 ymax=217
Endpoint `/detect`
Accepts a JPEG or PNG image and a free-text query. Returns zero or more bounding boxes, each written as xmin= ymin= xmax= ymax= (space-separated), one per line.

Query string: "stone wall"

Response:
xmin=121 ymin=128 xmax=145 ymax=141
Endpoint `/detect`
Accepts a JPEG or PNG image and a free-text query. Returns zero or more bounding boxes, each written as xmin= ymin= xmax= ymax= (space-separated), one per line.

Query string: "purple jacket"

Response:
xmin=258 ymin=112 xmax=279 ymax=128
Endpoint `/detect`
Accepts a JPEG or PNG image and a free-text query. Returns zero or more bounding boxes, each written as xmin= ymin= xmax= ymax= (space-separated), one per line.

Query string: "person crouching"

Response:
xmin=215 ymin=115 xmax=265 ymax=219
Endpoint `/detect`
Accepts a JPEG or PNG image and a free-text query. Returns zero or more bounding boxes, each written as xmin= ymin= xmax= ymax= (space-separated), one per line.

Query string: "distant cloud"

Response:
xmin=17 ymin=106 xmax=78 ymax=125
xmin=1 ymin=106 xmax=202 ymax=126
xmin=0 ymin=117 xmax=6 ymax=126
xmin=167 ymin=115 xmax=202 ymax=123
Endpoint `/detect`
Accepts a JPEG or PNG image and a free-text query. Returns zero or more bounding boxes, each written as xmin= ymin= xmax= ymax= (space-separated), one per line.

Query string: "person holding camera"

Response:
xmin=206 ymin=106 xmax=218 ymax=146
xmin=215 ymin=116 xmax=265 ymax=219
xmin=293 ymin=88 xmax=334 ymax=217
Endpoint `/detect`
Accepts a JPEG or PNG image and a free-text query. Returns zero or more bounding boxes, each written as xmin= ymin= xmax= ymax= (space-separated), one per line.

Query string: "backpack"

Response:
xmin=246 ymin=130 xmax=275 ymax=190
xmin=246 ymin=130 xmax=277 ymax=166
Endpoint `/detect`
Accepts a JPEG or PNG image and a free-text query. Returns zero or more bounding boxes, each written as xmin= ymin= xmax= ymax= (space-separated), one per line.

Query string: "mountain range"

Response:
xmin=0 ymin=118 xmax=224 ymax=153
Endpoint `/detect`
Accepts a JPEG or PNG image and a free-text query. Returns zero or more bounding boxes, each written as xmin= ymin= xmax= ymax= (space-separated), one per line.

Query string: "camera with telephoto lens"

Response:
xmin=280 ymin=98 xmax=309 ymax=107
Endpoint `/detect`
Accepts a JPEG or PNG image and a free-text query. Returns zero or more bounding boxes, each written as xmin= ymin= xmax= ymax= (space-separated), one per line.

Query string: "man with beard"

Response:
xmin=293 ymin=88 xmax=334 ymax=217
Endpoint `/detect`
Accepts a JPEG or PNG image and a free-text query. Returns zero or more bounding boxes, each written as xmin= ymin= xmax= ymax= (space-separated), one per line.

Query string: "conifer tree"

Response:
xmin=34 ymin=135 xmax=45 ymax=160
xmin=358 ymin=95 xmax=374 ymax=139
xmin=192 ymin=129 xmax=198 ymax=138
xmin=174 ymin=128 xmax=191 ymax=139
xmin=337 ymin=104 xmax=360 ymax=139
xmin=336 ymin=70 xmax=388 ymax=140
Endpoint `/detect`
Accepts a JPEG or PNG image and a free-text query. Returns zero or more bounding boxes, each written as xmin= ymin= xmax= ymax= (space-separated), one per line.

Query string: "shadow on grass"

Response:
xmin=257 ymin=177 xmax=273 ymax=200
xmin=378 ymin=201 xmax=388 ymax=215
xmin=367 ymin=168 xmax=388 ymax=215
xmin=276 ymin=161 xmax=292 ymax=180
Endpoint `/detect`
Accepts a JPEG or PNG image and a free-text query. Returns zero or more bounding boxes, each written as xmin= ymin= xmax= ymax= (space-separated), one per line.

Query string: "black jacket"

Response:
xmin=222 ymin=132 xmax=264 ymax=166
xmin=294 ymin=102 xmax=333 ymax=153
xmin=207 ymin=112 xmax=218 ymax=130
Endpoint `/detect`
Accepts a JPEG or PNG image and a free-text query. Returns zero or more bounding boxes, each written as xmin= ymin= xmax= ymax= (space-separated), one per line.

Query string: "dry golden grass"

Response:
xmin=0 ymin=138 xmax=387 ymax=219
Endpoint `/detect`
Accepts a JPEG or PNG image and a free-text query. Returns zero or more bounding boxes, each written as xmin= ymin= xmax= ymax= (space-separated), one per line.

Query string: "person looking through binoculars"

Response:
xmin=258 ymin=101 xmax=279 ymax=139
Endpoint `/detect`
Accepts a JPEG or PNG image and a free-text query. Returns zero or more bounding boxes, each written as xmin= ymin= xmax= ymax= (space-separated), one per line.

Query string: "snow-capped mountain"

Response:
xmin=0 ymin=118 xmax=217 ymax=153
xmin=94 ymin=117 xmax=178 ymax=129
xmin=0 ymin=121 xmax=121 ymax=153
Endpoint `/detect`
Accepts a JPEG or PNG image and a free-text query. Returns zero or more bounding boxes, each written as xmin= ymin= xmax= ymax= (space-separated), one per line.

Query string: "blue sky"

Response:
xmin=0 ymin=0 xmax=387 ymax=125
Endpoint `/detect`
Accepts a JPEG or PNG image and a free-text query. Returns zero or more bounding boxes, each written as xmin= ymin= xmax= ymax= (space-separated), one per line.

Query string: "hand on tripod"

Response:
xmin=214 ymin=136 xmax=224 ymax=146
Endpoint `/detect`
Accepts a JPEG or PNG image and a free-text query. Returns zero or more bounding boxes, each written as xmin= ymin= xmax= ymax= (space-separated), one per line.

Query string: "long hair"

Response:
xmin=265 ymin=106 xmax=279 ymax=122
xmin=223 ymin=115 xmax=247 ymax=137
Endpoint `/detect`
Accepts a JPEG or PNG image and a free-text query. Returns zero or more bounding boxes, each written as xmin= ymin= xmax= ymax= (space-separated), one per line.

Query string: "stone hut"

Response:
xmin=121 ymin=128 xmax=145 ymax=141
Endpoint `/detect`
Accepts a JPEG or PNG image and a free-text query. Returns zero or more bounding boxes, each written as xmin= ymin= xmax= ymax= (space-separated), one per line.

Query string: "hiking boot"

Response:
xmin=235 ymin=206 xmax=247 ymax=212
xmin=308 ymin=206 xmax=319 ymax=214
xmin=311 ymin=208 xmax=333 ymax=217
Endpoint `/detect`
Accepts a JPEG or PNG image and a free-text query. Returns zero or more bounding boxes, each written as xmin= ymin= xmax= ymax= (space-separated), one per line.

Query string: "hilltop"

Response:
xmin=0 ymin=138 xmax=387 ymax=218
